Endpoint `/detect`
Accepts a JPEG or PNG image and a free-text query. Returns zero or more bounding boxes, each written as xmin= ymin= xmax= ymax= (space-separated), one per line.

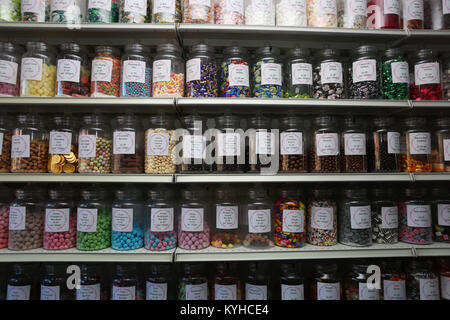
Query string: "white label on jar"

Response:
xmin=77 ymin=208 xmax=98 ymax=233
xmin=112 ymin=286 xmax=136 ymax=300
xmin=7 ymin=285 xmax=31 ymax=300
xmin=358 ymin=283 xmax=379 ymax=300
xmin=181 ymin=207 xmax=204 ymax=232
xmin=409 ymin=132 xmax=431 ymax=155
xmin=419 ymin=278 xmax=439 ymax=300
xmin=317 ymin=0 xmax=336 ymax=15
xmin=0 ymin=60 xmax=18 ymax=85
xmin=183 ymin=135 xmax=206 ymax=159
xmin=123 ymin=60 xmax=146 ymax=84
xmin=404 ymin=0 xmax=424 ymax=20
xmin=444 ymin=0 xmax=450 ymax=14
xmin=186 ymin=283 xmax=208 ymax=300
xmin=21 ymin=57 xmax=43 ymax=81
xmin=256 ymin=132 xmax=275 ymax=155
xmin=186 ymin=58 xmax=201 ymax=82
xmin=261 ymin=63 xmax=282 ymax=86
xmin=76 ymin=284 xmax=101 ymax=300
xmin=352 ymin=59 xmax=377 ymax=83
xmin=248 ymin=209 xmax=271 ymax=233
xmin=228 ymin=64 xmax=249 ymax=87
xmin=9 ymin=206 xmax=26 ymax=231
xmin=40 ymin=285 xmax=60 ymax=300
xmin=11 ymin=135 xmax=30 ymax=158
xmin=88 ymin=0 xmax=111 ymax=10
xmin=320 ymin=62 xmax=342 ymax=85
xmin=152 ymin=60 xmax=171 ymax=82
xmin=291 ymin=63 xmax=312 ymax=85
xmin=384 ymin=0 xmax=400 ymax=15
xmin=348 ymin=0 xmax=367 ymax=15
xmin=78 ymin=135 xmax=97 ymax=158
xmin=57 ymin=59 xmax=80 ymax=83
xmin=146 ymin=282 xmax=168 ymax=300
xmin=216 ymin=206 xmax=238 ymax=230
xmin=444 ymin=139 xmax=450 ymax=161
xmin=0 ymin=132 xmax=3 ymax=155
xmin=383 ymin=280 xmax=406 ymax=300
xmin=344 ymin=133 xmax=366 ymax=155
xmin=387 ymin=132 xmax=401 ymax=154
xmin=414 ymin=62 xmax=440 ymax=85
xmin=226 ymin=0 xmax=244 ymax=14
xmin=217 ymin=133 xmax=240 ymax=157
xmin=441 ymin=276 xmax=450 ymax=300
xmin=154 ymin=0 xmax=175 ymax=13
xmin=21 ymin=0 xmax=41 ymax=12
xmin=317 ymin=282 xmax=340 ymax=300
xmin=45 ymin=208 xmax=70 ymax=233
xmin=350 ymin=206 xmax=371 ymax=229
xmin=215 ymin=284 xmax=237 ymax=300
xmin=91 ymin=59 xmax=113 ymax=82
xmin=281 ymin=284 xmax=304 ymax=300
xmin=311 ymin=206 xmax=334 ymax=230
xmin=391 ymin=61 xmax=409 ymax=84
xmin=150 ymin=208 xmax=174 ymax=232
xmin=282 ymin=209 xmax=304 ymax=233
xmin=406 ymin=205 xmax=431 ymax=227
xmin=246 ymin=283 xmax=267 ymax=300
xmin=124 ymin=0 xmax=147 ymax=14
xmin=51 ymin=0 xmax=74 ymax=11
xmin=49 ymin=131 xmax=72 ymax=155
xmin=147 ymin=132 xmax=169 ymax=156
xmin=112 ymin=208 xmax=133 ymax=232
xmin=316 ymin=133 xmax=339 ymax=156
xmin=252 ymin=0 xmax=272 ymax=11
xmin=438 ymin=203 xmax=450 ymax=226
xmin=288 ymin=0 xmax=306 ymax=12
xmin=190 ymin=0 xmax=211 ymax=6
xmin=113 ymin=131 xmax=135 ymax=155
xmin=381 ymin=206 xmax=398 ymax=229
xmin=280 ymin=132 xmax=303 ymax=155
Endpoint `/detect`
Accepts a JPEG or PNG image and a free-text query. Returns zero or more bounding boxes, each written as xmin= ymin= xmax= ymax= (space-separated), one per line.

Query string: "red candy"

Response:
xmin=0 ymin=205 xmax=8 ymax=248
xmin=409 ymin=83 xmax=443 ymax=100
xmin=43 ymin=209 xmax=77 ymax=250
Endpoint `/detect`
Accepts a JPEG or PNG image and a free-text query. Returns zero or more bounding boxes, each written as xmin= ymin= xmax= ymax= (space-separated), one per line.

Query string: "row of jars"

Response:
xmin=1 ymin=42 xmax=450 ymax=100
xmin=0 ymin=113 xmax=448 ymax=174
xmin=1 ymin=0 xmax=450 ymax=30
xmin=1 ymin=258 xmax=450 ymax=300
xmin=0 ymin=183 xmax=449 ymax=252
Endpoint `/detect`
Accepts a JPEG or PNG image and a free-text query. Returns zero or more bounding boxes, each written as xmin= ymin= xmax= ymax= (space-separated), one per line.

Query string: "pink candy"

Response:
xmin=43 ymin=211 xmax=77 ymax=250
xmin=0 ymin=205 xmax=8 ymax=249
xmin=178 ymin=222 xmax=210 ymax=250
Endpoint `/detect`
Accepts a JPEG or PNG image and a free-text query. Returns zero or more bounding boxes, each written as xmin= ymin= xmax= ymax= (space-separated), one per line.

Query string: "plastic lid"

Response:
xmin=402 ymin=116 xmax=427 ymax=128
xmin=403 ymin=187 xmax=426 ymax=198
xmin=281 ymin=115 xmax=302 ymax=129
xmin=0 ymin=42 xmax=22 ymax=53
xmin=150 ymin=263 xmax=171 ymax=275
xmin=317 ymin=48 xmax=340 ymax=60
xmin=115 ymin=187 xmax=141 ymax=200
xmin=82 ymin=114 xmax=106 ymax=126
xmin=148 ymin=186 xmax=172 ymax=200
xmin=182 ymin=188 xmax=203 ymax=201
xmin=354 ymin=45 xmax=377 ymax=57
xmin=373 ymin=116 xmax=394 ymax=128
xmin=249 ymin=114 xmax=270 ymax=128
xmin=49 ymin=188 xmax=75 ymax=200
xmin=115 ymin=263 xmax=137 ymax=276
xmin=384 ymin=48 xmax=404 ymax=59
xmin=124 ymin=43 xmax=148 ymax=54
xmin=95 ymin=45 xmax=120 ymax=57
xmin=60 ymin=42 xmax=81 ymax=53
xmin=17 ymin=113 xmax=41 ymax=127
xmin=316 ymin=263 xmax=338 ymax=273
xmin=190 ymin=43 xmax=214 ymax=56
xmin=248 ymin=188 xmax=267 ymax=200
xmin=371 ymin=186 xmax=393 ymax=199
xmin=183 ymin=115 xmax=205 ymax=130
xmin=287 ymin=47 xmax=310 ymax=59
xmin=150 ymin=113 xmax=173 ymax=129
xmin=216 ymin=114 xmax=240 ymax=129
xmin=311 ymin=187 xmax=334 ymax=199
xmin=255 ymin=46 xmax=280 ymax=58
xmin=223 ymin=45 xmax=248 ymax=57
xmin=413 ymin=48 xmax=436 ymax=61
xmin=115 ymin=114 xmax=138 ymax=127
xmin=52 ymin=114 xmax=76 ymax=128
xmin=344 ymin=187 xmax=368 ymax=199
xmin=434 ymin=117 xmax=450 ymax=128
xmin=26 ymin=41 xmax=48 ymax=51
xmin=156 ymin=43 xmax=182 ymax=55
xmin=184 ymin=263 xmax=205 ymax=275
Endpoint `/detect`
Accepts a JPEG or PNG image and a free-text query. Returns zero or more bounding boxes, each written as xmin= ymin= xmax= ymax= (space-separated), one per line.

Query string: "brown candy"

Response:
xmin=112 ymin=153 xmax=144 ymax=173
xmin=0 ymin=131 xmax=11 ymax=173
xmin=8 ymin=209 xmax=44 ymax=250
xmin=48 ymin=145 xmax=78 ymax=174
xmin=11 ymin=138 xmax=49 ymax=173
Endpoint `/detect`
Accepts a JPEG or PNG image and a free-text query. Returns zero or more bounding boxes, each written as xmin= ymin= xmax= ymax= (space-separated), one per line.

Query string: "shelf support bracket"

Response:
xmin=409 ymin=173 xmax=416 ymax=183
xmin=411 ymin=246 xmax=417 ymax=257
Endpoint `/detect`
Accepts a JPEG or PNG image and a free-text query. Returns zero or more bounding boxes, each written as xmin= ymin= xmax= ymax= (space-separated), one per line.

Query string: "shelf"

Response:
xmin=413 ymin=243 xmax=450 ymax=257
xmin=414 ymin=173 xmax=450 ymax=181
xmin=0 ymin=174 xmax=174 ymax=183
xmin=0 ymin=248 xmax=175 ymax=262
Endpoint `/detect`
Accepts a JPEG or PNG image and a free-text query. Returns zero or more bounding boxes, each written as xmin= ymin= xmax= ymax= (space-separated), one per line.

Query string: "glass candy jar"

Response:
xmin=0 ymin=0 xmax=20 ymax=21
xmin=0 ymin=116 xmax=12 ymax=173
xmin=306 ymin=0 xmax=337 ymax=27
xmin=211 ymin=187 xmax=241 ymax=249
xmin=245 ymin=262 xmax=270 ymax=300
xmin=7 ymin=263 xmax=37 ymax=300
xmin=119 ymin=0 xmax=150 ymax=23
xmin=381 ymin=48 xmax=409 ymax=100
xmin=0 ymin=186 xmax=12 ymax=249
xmin=120 ymin=44 xmax=151 ymax=97
xmin=337 ymin=0 xmax=367 ymax=28
xmin=430 ymin=186 xmax=450 ymax=243
xmin=152 ymin=43 xmax=185 ymax=98
xmin=307 ymin=188 xmax=337 ymax=246
xmin=437 ymin=258 xmax=450 ymax=300
xmin=399 ymin=117 xmax=432 ymax=172
xmin=371 ymin=186 xmax=398 ymax=244
xmin=146 ymin=263 xmax=176 ymax=300
xmin=111 ymin=264 xmax=140 ymax=300
xmin=283 ymin=48 xmax=313 ymax=99
xmin=252 ymin=45 xmax=282 ymax=98
xmin=367 ymin=0 xmax=401 ymax=29
xmin=443 ymin=53 xmax=450 ymax=100
xmin=247 ymin=113 xmax=275 ymax=172
xmin=344 ymin=263 xmax=381 ymax=300
xmin=86 ymin=0 xmax=119 ymax=22
xmin=348 ymin=45 xmax=381 ymax=99
xmin=220 ymin=45 xmax=250 ymax=98
xmin=279 ymin=115 xmax=307 ymax=173
xmin=183 ymin=0 xmax=214 ymax=23
xmin=409 ymin=49 xmax=443 ymax=101
xmin=21 ymin=0 xmax=47 ymax=22
xmin=50 ymin=0 xmax=83 ymax=23
xmin=275 ymin=0 xmax=306 ymax=27
xmin=214 ymin=0 xmax=245 ymax=24
xmin=178 ymin=263 xmax=209 ymax=300
xmin=214 ymin=113 xmax=245 ymax=172
xmin=212 ymin=262 xmax=241 ymax=300
xmin=278 ymin=262 xmax=304 ymax=300
xmin=152 ymin=0 xmax=182 ymax=23
xmin=76 ymin=264 xmax=108 ymax=300
xmin=90 ymin=46 xmax=121 ymax=97
xmin=310 ymin=263 xmax=342 ymax=300
xmin=406 ymin=260 xmax=440 ymax=300
xmin=0 ymin=42 xmax=21 ymax=97
xmin=381 ymin=260 xmax=406 ymax=300
xmin=244 ymin=0 xmax=275 ymax=26
xmin=186 ymin=43 xmax=218 ymax=98
xmin=179 ymin=114 xmax=206 ymax=173
xmin=40 ymin=263 xmax=75 ymax=300
xmin=370 ymin=117 xmax=400 ymax=172
xmin=402 ymin=0 xmax=424 ymax=29
xmin=431 ymin=117 xmax=450 ymax=172
xmin=47 ymin=114 xmax=78 ymax=174
xmin=313 ymin=48 xmax=345 ymax=99
xmin=341 ymin=116 xmax=368 ymax=173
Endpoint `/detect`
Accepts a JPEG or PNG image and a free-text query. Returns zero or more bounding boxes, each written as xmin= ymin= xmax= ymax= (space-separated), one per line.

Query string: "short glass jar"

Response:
xmin=402 ymin=0 xmax=424 ymax=29
xmin=213 ymin=262 xmax=241 ymax=300
xmin=178 ymin=263 xmax=209 ymax=300
xmin=86 ymin=0 xmax=119 ymax=22
xmin=120 ymin=44 xmax=152 ymax=97
xmin=309 ymin=263 xmax=342 ymax=300
xmin=371 ymin=186 xmax=398 ymax=244
xmin=214 ymin=0 xmax=245 ymax=24
xmin=406 ymin=260 xmax=440 ymax=300
xmin=152 ymin=0 xmax=182 ymax=23
xmin=341 ymin=117 xmax=368 ymax=173
xmin=179 ymin=114 xmax=206 ymax=173
xmin=344 ymin=263 xmax=381 ymax=300
xmin=245 ymin=262 xmax=270 ymax=300
xmin=0 ymin=42 xmax=21 ymax=97
xmin=381 ymin=48 xmax=409 ymax=100
xmin=152 ymin=43 xmax=185 ymax=98
xmin=278 ymin=262 xmax=304 ymax=300
xmin=367 ymin=0 xmax=401 ymax=29
xmin=50 ymin=0 xmax=83 ymax=23
xmin=337 ymin=0 xmax=367 ymax=28
xmin=0 ymin=116 xmax=12 ymax=172
xmin=307 ymin=188 xmax=337 ymax=246
xmin=348 ymin=45 xmax=381 ymax=99
xmin=220 ymin=45 xmax=250 ymax=98
xmin=90 ymin=46 xmax=121 ymax=97
xmin=0 ymin=186 xmax=12 ymax=249
xmin=214 ymin=113 xmax=245 ymax=173
xmin=146 ymin=263 xmax=175 ymax=300
xmin=247 ymin=113 xmax=275 ymax=172
xmin=399 ymin=117 xmax=432 ymax=172
xmin=279 ymin=115 xmax=307 ymax=173
xmin=211 ymin=187 xmax=241 ymax=249
xmin=431 ymin=117 xmax=450 ymax=172
xmin=409 ymin=49 xmax=443 ymax=101
xmin=7 ymin=263 xmax=37 ymax=300
xmin=369 ymin=117 xmax=400 ymax=172
xmin=244 ymin=0 xmax=275 ymax=26
xmin=306 ymin=0 xmax=337 ymax=27
xmin=76 ymin=264 xmax=108 ymax=300
xmin=313 ymin=48 xmax=345 ymax=99
xmin=183 ymin=0 xmax=214 ymax=23
xmin=252 ymin=46 xmax=282 ymax=98
xmin=111 ymin=264 xmax=140 ymax=300
xmin=275 ymin=0 xmax=306 ymax=27
xmin=380 ymin=260 xmax=406 ymax=300
xmin=47 ymin=114 xmax=78 ymax=174
xmin=40 ymin=263 xmax=75 ymax=300
xmin=186 ymin=43 xmax=218 ymax=98
xmin=283 ymin=48 xmax=313 ymax=99
xmin=119 ymin=0 xmax=150 ymax=23
xmin=430 ymin=187 xmax=450 ymax=243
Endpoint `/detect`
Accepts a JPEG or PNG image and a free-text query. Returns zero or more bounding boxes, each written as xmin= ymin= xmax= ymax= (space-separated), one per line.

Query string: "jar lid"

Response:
xmin=281 ymin=115 xmax=302 ymax=129
xmin=352 ymin=263 xmax=371 ymax=275
xmin=255 ymin=46 xmax=280 ymax=58
xmin=317 ymin=48 xmax=340 ymax=60
xmin=249 ymin=114 xmax=270 ymax=128
xmin=280 ymin=262 xmax=301 ymax=275
xmin=384 ymin=48 xmax=404 ymax=60
xmin=190 ymin=43 xmax=214 ymax=56
xmin=353 ymin=45 xmax=377 ymax=57
xmin=60 ymin=42 xmax=81 ymax=53
xmin=248 ymin=188 xmax=266 ymax=199
xmin=313 ymin=115 xmax=333 ymax=127
xmin=44 ymin=263 xmax=66 ymax=275
xmin=373 ymin=116 xmax=394 ymax=127
xmin=430 ymin=186 xmax=449 ymax=198
xmin=182 ymin=188 xmax=203 ymax=201
xmin=15 ymin=186 xmax=38 ymax=199
xmin=82 ymin=114 xmax=106 ymax=125
xmin=0 ymin=42 xmax=22 ymax=53
xmin=223 ymin=45 xmax=248 ymax=57
xmin=216 ymin=262 xmax=237 ymax=273
xmin=115 ymin=263 xmax=137 ymax=276
xmin=156 ymin=43 xmax=182 ymax=55
xmin=81 ymin=188 xmax=106 ymax=200
xmin=17 ymin=113 xmax=41 ymax=127
xmin=115 ymin=187 xmax=141 ymax=200
xmin=26 ymin=41 xmax=48 ymax=51
xmin=287 ymin=47 xmax=310 ymax=59
xmin=150 ymin=263 xmax=171 ymax=274
xmin=124 ymin=43 xmax=149 ymax=54
xmin=150 ymin=113 xmax=173 ymax=128
xmin=248 ymin=261 xmax=268 ymax=274
xmin=407 ymin=259 xmax=432 ymax=271
xmin=81 ymin=263 xmax=101 ymax=275
xmin=95 ymin=45 xmax=120 ymax=57
xmin=216 ymin=187 xmax=235 ymax=200
xmin=115 ymin=114 xmax=138 ymax=127
xmin=184 ymin=263 xmax=205 ymax=275
xmin=434 ymin=117 xmax=450 ymax=128
xmin=13 ymin=263 xmax=36 ymax=274
xmin=403 ymin=187 xmax=426 ymax=198
xmin=148 ymin=186 xmax=172 ymax=200
xmin=316 ymin=263 xmax=338 ymax=273
xmin=183 ymin=115 xmax=205 ymax=130
xmin=371 ymin=186 xmax=393 ymax=199
xmin=402 ymin=116 xmax=427 ymax=128
xmin=216 ymin=114 xmax=240 ymax=129
xmin=49 ymin=188 xmax=75 ymax=200
xmin=344 ymin=116 xmax=364 ymax=130
xmin=280 ymin=188 xmax=299 ymax=199
xmin=52 ymin=114 xmax=77 ymax=128
xmin=413 ymin=48 xmax=436 ymax=61
xmin=311 ymin=187 xmax=334 ymax=199
xmin=344 ymin=187 xmax=367 ymax=199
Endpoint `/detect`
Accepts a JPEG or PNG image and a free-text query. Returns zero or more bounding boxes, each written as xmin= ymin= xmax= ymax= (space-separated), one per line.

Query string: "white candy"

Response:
xmin=275 ymin=0 xmax=306 ymax=26
xmin=244 ymin=0 xmax=275 ymax=25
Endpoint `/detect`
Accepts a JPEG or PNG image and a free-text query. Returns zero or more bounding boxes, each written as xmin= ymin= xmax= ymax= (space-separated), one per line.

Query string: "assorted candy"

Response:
xmin=274 ymin=194 xmax=306 ymax=248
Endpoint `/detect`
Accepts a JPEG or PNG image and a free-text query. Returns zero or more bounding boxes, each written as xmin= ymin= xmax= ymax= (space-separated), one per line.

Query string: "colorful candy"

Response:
xmin=214 ymin=0 xmax=244 ymax=24
xmin=274 ymin=196 xmax=305 ymax=248
xmin=220 ymin=59 xmax=250 ymax=98
xmin=252 ymin=59 xmax=282 ymax=98
xmin=152 ymin=0 xmax=182 ymax=22
xmin=307 ymin=194 xmax=337 ymax=246
xmin=91 ymin=47 xmax=121 ymax=97
xmin=398 ymin=200 xmax=432 ymax=245
xmin=87 ymin=0 xmax=119 ymax=22
xmin=186 ymin=58 xmax=218 ymax=97
xmin=21 ymin=0 xmax=47 ymax=22
xmin=307 ymin=0 xmax=337 ymax=27
xmin=78 ymin=136 xmax=113 ymax=174
xmin=381 ymin=49 xmax=409 ymax=100
xmin=0 ymin=0 xmax=21 ymax=21
xmin=50 ymin=0 xmax=83 ymax=23
xmin=120 ymin=0 xmax=150 ymax=22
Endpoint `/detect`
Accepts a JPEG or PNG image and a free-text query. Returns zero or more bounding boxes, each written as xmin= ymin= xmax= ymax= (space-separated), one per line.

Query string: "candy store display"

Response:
xmin=344 ymin=262 xmax=380 ymax=300
xmin=245 ymin=262 xmax=269 ymax=300
xmin=87 ymin=0 xmax=119 ymax=22
xmin=91 ymin=46 xmax=121 ymax=97
xmin=76 ymin=264 xmax=109 ymax=300
xmin=56 ymin=43 xmax=90 ymax=97
xmin=402 ymin=0 xmax=424 ymax=29
xmin=381 ymin=48 xmax=409 ymax=100
xmin=424 ymin=0 xmax=444 ymax=30
xmin=410 ymin=49 xmax=443 ymax=101
xmin=306 ymin=0 xmax=337 ymax=27
xmin=307 ymin=188 xmax=337 ymax=246
xmin=50 ymin=0 xmax=83 ymax=23
xmin=244 ymin=0 xmax=275 ymax=26
xmin=119 ymin=0 xmax=150 ymax=23
xmin=313 ymin=48 xmax=345 ymax=99
xmin=212 ymin=262 xmax=241 ymax=300
xmin=438 ymin=258 xmax=450 ymax=301
xmin=398 ymin=187 xmax=432 ymax=245
xmin=0 ymin=187 xmax=11 ymax=249
xmin=309 ymin=263 xmax=341 ymax=300
xmin=186 ymin=43 xmax=218 ymax=97
xmin=367 ymin=0 xmax=401 ymax=29
xmin=247 ymin=113 xmax=275 ymax=172
xmin=348 ymin=45 xmax=381 ymax=99
xmin=111 ymin=264 xmax=142 ymax=300
xmin=279 ymin=115 xmax=307 ymax=173
xmin=214 ymin=0 xmax=244 ymax=24
xmin=277 ymin=262 xmax=304 ymax=300
xmin=243 ymin=188 xmax=274 ymax=248
xmin=20 ymin=42 xmax=56 ymax=97
xmin=146 ymin=263 xmax=176 ymax=300
xmin=283 ymin=48 xmax=313 ymax=99
xmin=0 ymin=42 xmax=21 ymax=97
xmin=431 ymin=187 xmax=450 ymax=243
xmin=182 ymin=0 xmax=214 ymax=23
xmin=406 ymin=260 xmax=440 ymax=300
xmin=341 ymin=117 xmax=368 ymax=173
xmin=275 ymin=0 xmax=306 ymax=27
xmin=431 ymin=117 xmax=450 ymax=172
xmin=337 ymin=0 xmax=367 ymax=28
xmin=41 ymin=263 xmax=75 ymax=300
xmin=120 ymin=44 xmax=151 ymax=97
xmin=371 ymin=187 xmax=398 ymax=244
xmin=48 ymin=115 xmax=78 ymax=174
xmin=370 ymin=117 xmax=400 ymax=172
xmin=442 ymin=53 xmax=450 ymax=100
xmin=220 ymin=45 xmax=250 ymax=98
xmin=6 ymin=263 xmax=38 ymax=300
xmin=399 ymin=117 xmax=432 ymax=172
xmin=178 ymin=263 xmax=208 ymax=300
xmin=152 ymin=0 xmax=181 ymax=23
xmin=179 ymin=114 xmax=206 ymax=172
xmin=252 ymin=46 xmax=282 ymax=98
xmin=211 ymin=188 xmax=241 ymax=249
xmin=0 ymin=117 xmax=12 ymax=173
xmin=152 ymin=43 xmax=185 ymax=98
xmin=214 ymin=113 xmax=245 ymax=172
xmin=380 ymin=260 xmax=406 ymax=300
xmin=0 ymin=0 xmax=21 ymax=21
xmin=21 ymin=0 xmax=47 ymax=22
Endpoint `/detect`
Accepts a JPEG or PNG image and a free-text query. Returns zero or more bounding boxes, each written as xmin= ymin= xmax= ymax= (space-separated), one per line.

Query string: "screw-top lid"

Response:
xmin=413 ymin=48 xmax=437 ymax=61
xmin=371 ymin=185 xmax=393 ymax=199
xmin=344 ymin=187 xmax=368 ymax=199
xmin=182 ymin=188 xmax=204 ymax=201
xmin=215 ymin=187 xmax=235 ymax=201
xmin=0 ymin=42 xmax=22 ymax=53
xmin=150 ymin=263 xmax=172 ymax=275
xmin=216 ymin=114 xmax=240 ymax=129
xmin=402 ymin=116 xmax=427 ymax=128
xmin=183 ymin=263 xmax=205 ymax=275
xmin=44 ymin=263 xmax=66 ymax=275
xmin=216 ymin=262 xmax=237 ymax=274
xmin=26 ymin=41 xmax=48 ymax=52
xmin=49 ymin=187 xmax=75 ymax=201
xmin=115 ymin=114 xmax=138 ymax=128
xmin=311 ymin=187 xmax=334 ymax=199
xmin=317 ymin=48 xmax=340 ymax=60
xmin=13 ymin=263 xmax=36 ymax=274
xmin=150 ymin=112 xmax=174 ymax=129
xmin=248 ymin=188 xmax=267 ymax=200
xmin=279 ymin=188 xmax=300 ymax=200
xmin=373 ymin=116 xmax=394 ymax=128
xmin=403 ymin=186 xmax=426 ymax=198
xmin=124 ymin=43 xmax=149 ymax=54
xmin=430 ymin=186 xmax=449 ymax=199
xmin=313 ymin=115 xmax=334 ymax=127
xmin=281 ymin=115 xmax=302 ymax=129
xmin=60 ymin=42 xmax=81 ymax=53
xmin=81 ymin=187 xmax=107 ymax=200
xmin=148 ymin=186 xmax=172 ymax=201
xmin=80 ymin=263 xmax=101 ymax=275
xmin=115 ymin=186 xmax=141 ymax=200
xmin=353 ymin=44 xmax=377 ymax=57
xmin=255 ymin=45 xmax=280 ymax=58
xmin=156 ymin=43 xmax=182 ymax=56
xmin=287 ymin=47 xmax=310 ymax=59
xmin=95 ymin=45 xmax=120 ymax=57
xmin=280 ymin=262 xmax=301 ymax=275
xmin=344 ymin=116 xmax=364 ymax=130
xmin=17 ymin=113 xmax=41 ymax=127
xmin=407 ymin=259 xmax=433 ymax=272
xmin=434 ymin=117 xmax=450 ymax=128
xmin=384 ymin=48 xmax=404 ymax=60
xmin=316 ymin=263 xmax=338 ymax=274
xmin=249 ymin=113 xmax=270 ymax=128
xmin=183 ymin=114 xmax=205 ymax=131
xmin=223 ymin=45 xmax=248 ymax=57
xmin=248 ymin=261 xmax=268 ymax=274
xmin=115 ymin=263 xmax=137 ymax=276
xmin=190 ymin=43 xmax=214 ymax=56
xmin=52 ymin=114 xmax=77 ymax=129
xmin=82 ymin=114 xmax=107 ymax=126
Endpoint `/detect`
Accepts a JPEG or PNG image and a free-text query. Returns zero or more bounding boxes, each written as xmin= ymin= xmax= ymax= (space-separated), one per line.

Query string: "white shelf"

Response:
xmin=414 ymin=173 xmax=450 ymax=181
xmin=413 ymin=243 xmax=450 ymax=257
xmin=0 ymin=173 xmax=174 ymax=183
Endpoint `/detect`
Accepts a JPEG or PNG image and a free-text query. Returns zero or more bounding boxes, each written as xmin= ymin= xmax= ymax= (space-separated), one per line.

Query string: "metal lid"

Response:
xmin=115 ymin=186 xmax=141 ymax=200
xmin=281 ymin=115 xmax=302 ymax=129
xmin=317 ymin=48 xmax=340 ymax=60
xmin=413 ymin=48 xmax=436 ymax=61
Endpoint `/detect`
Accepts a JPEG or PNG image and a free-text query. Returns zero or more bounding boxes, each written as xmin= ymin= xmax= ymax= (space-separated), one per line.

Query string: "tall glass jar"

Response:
xmin=424 ymin=0 xmax=444 ymax=30
xmin=275 ymin=0 xmax=306 ymax=26
xmin=279 ymin=115 xmax=307 ymax=172
xmin=398 ymin=187 xmax=432 ymax=245
xmin=242 ymin=188 xmax=274 ymax=249
xmin=370 ymin=117 xmax=400 ymax=172
xmin=144 ymin=113 xmax=176 ymax=174
xmin=213 ymin=262 xmax=241 ymax=300
xmin=307 ymin=187 xmax=337 ymax=246
xmin=40 ymin=263 xmax=75 ymax=300
xmin=252 ymin=45 xmax=282 ymax=98
xmin=247 ymin=113 xmax=275 ymax=172
xmin=119 ymin=0 xmax=150 ymax=22
xmin=145 ymin=187 xmax=177 ymax=251
xmin=409 ymin=49 xmax=443 ymax=100
xmin=76 ymin=264 xmax=108 ymax=300
xmin=44 ymin=188 xmax=77 ymax=250
xmin=0 ymin=0 xmax=21 ymax=21
xmin=183 ymin=0 xmax=213 ymax=23
xmin=178 ymin=188 xmax=210 ymax=250
xmin=402 ymin=0 xmax=424 ymax=29
xmin=21 ymin=0 xmax=47 ymax=22
xmin=309 ymin=263 xmax=342 ymax=300
xmin=0 ymin=116 xmax=12 ymax=172
xmin=431 ymin=117 xmax=450 ymax=172
xmin=20 ymin=42 xmax=56 ymax=97
xmin=371 ymin=186 xmax=398 ymax=244
xmin=339 ymin=187 xmax=372 ymax=247
xmin=111 ymin=264 xmax=140 ymax=300
xmin=337 ymin=0 xmax=367 ymax=28
xmin=278 ymin=262 xmax=304 ymax=300
xmin=48 ymin=115 xmax=78 ymax=174
xmin=146 ymin=263 xmax=176 ymax=300
xmin=186 ymin=43 xmax=218 ymax=97
xmin=341 ymin=117 xmax=368 ymax=173
xmin=348 ymin=45 xmax=381 ymax=99
xmin=90 ymin=46 xmax=121 ymax=97
xmin=56 ymin=43 xmax=90 ymax=97
xmin=406 ymin=260 xmax=440 ymax=300
xmin=0 ymin=186 xmax=12 ymax=249
xmin=444 ymin=0 xmax=450 ymax=29
xmin=220 ymin=45 xmax=250 ymax=98
xmin=11 ymin=114 xmax=49 ymax=173
xmin=112 ymin=187 xmax=144 ymax=251
xmin=178 ymin=263 xmax=209 ymax=300
xmin=112 ymin=114 xmax=144 ymax=174
xmin=431 ymin=187 xmax=450 ymax=243
xmin=381 ymin=48 xmax=409 ymax=100
xmin=78 ymin=114 xmax=113 ymax=174
xmin=211 ymin=187 xmax=241 ymax=249
xmin=437 ymin=258 xmax=450 ymax=300
xmin=308 ymin=116 xmax=341 ymax=173
xmin=367 ymin=0 xmax=401 ymax=29
xmin=179 ymin=114 xmax=206 ymax=173
xmin=344 ymin=262 xmax=381 ymax=300
xmin=152 ymin=0 xmax=182 ymax=22
xmin=380 ymin=260 xmax=406 ymax=300
xmin=0 ymin=42 xmax=21 ymax=97
xmin=214 ymin=0 xmax=245 ymax=24
xmin=313 ymin=48 xmax=345 ymax=99
xmin=245 ymin=262 xmax=270 ymax=300
xmin=306 ymin=0 xmax=337 ymax=27
xmin=7 ymin=263 xmax=37 ymax=300
xmin=283 ymin=48 xmax=313 ymax=99
xmin=443 ymin=53 xmax=450 ymax=100
xmin=244 ymin=0 xmax=275 ymax=26
xmin=50 ymin=0 xmax=83 ymax=23
xmin=86 ymin=0 xmax=119 ymax=22
xmin=120 ymin=44 xmax=151 ymax=97
xmin=399 ymin=117 xmax=432 ymax=172
xmin=214 ymin=113 xmax=245 ymax=172
xmin=9 ymin=186 xmax=45 ymax=250
xmin=152 ymin=43 xmax=185 ymax=98
xmin=77 ymin=187 xmax=112 ymax=251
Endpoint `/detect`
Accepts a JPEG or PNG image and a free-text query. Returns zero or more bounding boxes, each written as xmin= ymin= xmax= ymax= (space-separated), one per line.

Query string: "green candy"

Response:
xmin=77 ymin=208 xmax=112 ymax=251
